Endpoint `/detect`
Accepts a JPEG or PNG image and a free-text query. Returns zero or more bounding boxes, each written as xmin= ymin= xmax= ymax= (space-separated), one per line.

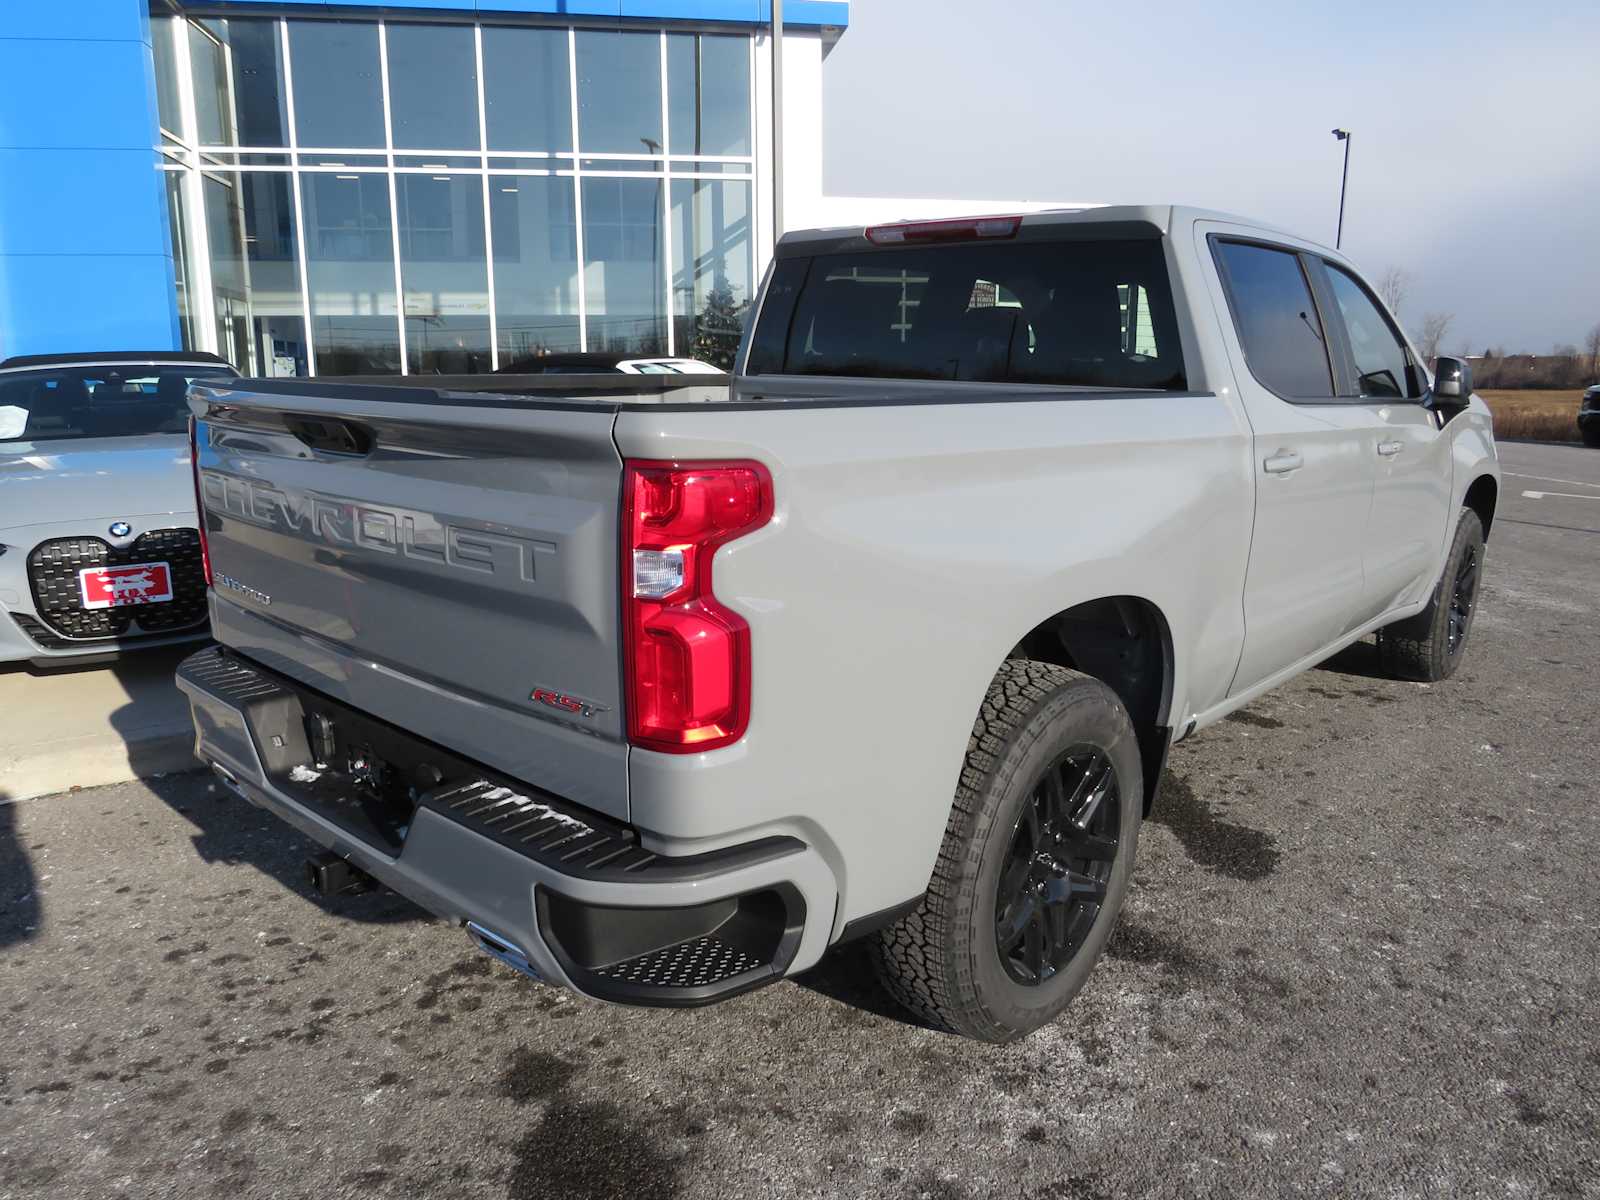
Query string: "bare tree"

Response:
xmin=1377 ymin=267 xmax=1411 ymax=317
xmin=1585 ymin=322 xmax=1600 ymax=379
xmin=1552 ymin=344 xmax=1581 ymax=388
xmin=1418 ymin=312 xmax=1453 ymax=364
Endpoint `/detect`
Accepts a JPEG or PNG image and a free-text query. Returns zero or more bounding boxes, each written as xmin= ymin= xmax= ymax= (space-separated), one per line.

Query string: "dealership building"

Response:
xmin=0 ymin=0 xmax=851 ymax=373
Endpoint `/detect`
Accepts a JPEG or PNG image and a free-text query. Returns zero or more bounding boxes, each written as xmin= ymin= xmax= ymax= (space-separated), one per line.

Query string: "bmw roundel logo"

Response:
xmin=108 ymin=521 xmax=132 ymax=538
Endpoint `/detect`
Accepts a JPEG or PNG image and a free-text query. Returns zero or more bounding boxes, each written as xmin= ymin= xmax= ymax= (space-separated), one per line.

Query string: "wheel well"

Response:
xmin=1012 ymin=596 xmax=1173 ymax=813
xmin=1464 ymin=475 xmax=1498 ymax=538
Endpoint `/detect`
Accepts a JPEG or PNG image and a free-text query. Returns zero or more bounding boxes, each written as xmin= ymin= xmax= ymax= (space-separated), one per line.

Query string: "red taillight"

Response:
xmin=622 ymin=460 xmax=773 ymax=754
xmin=188 ymin=415 xmax=212 ymax=587
xmin=864 ymin=214 xmax=1023 ymax=245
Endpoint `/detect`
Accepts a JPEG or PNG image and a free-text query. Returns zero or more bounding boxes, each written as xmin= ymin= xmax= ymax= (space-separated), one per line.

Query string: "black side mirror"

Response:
xmin=1433 ymin=356 xmax=1473 ymax=400
xmin=1429 ymin=356 xmax=1473 ymax=421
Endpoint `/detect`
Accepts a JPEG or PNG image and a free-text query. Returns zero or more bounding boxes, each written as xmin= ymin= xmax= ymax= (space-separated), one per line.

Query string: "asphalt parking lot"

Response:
xmin=3 ymin=440 xmax=1597 ymax=1200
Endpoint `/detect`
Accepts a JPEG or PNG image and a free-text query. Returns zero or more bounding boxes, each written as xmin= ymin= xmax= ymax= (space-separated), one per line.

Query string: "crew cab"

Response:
xmin=176 ymin=206 xmax=1498 ymax=1041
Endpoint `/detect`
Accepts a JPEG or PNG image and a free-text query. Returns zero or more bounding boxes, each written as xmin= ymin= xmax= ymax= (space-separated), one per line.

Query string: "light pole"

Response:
xmin=772 ymin=0 xmax=784 ymax=240
xmin=1331 ymin=128 xmax=1351 ymax=249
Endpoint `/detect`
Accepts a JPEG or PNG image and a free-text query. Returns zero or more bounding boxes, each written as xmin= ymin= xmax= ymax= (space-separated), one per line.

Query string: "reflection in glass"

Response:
xmin=288 ymin=21 xmax=385 ymax=149
xmin=302 ymin=173 xmax=400 ymax=374
xmin=164 ymin=171 xmax=195 ymax=350
xmin=202 ymin=173 xmax=309 ymax=376
xmin=582 ymin=178 xmax=664 ymax=354
xmin=396 ymin=175 xmax=491 ymax=373
xmin=482 ymin=26 xmax=571 ymax=153
xmin=575 ymin=31 xmax=661 ymax=155
xmin=299 ymin=153 xmax=386 ymax=168
xmin=666 ymin=35 xmax=750 ymax=157
xmin=671 ymin=179 xmax=752 ymax=369
xmin=205 ymin=18 xmax=289 ymax=147
xmin=490 ymin=175 xmax=580 ymax=360
xmin=152 ymin=18 xmax=184 ymax=136
xmin=190 ymin=23 xmax=233 ymax=146
xmin=387 ymin=24 xmax=479 ymax=151
xmin=157 ymin=17 xmax=756 ymax=377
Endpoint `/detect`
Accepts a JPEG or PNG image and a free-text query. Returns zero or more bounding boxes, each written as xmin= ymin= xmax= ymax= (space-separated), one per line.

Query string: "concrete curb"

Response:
xmin=0 ymin=646 xmax=200 ymax=802
xmin=0 ymin=731 xmax=198 ymax=803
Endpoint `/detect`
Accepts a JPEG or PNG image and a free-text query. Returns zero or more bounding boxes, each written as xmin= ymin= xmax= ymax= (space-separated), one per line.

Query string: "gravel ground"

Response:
xmin=2 ymin=442 xmax=1597 ymax=1200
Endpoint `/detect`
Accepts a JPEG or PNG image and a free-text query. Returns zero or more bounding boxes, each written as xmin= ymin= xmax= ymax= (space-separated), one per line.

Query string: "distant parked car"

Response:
xmin=496 ymin=352 xmax=724 ymax=376
xmin=1580 ymin=385 xmax=1600 ymax=448
xmin=0 ymin=351 xmax=238 ymax=665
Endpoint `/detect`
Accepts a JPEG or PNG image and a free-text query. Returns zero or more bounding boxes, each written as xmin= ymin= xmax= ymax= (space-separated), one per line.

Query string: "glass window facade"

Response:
xmin=482 ymin=27 xmax=572 ymax=154
xmin=156 ymin=15 xmax=756 ymax=374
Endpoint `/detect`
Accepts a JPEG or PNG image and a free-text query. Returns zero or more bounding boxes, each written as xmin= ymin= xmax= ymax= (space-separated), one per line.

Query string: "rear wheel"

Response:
xmin=1581 ymin=424 xmax=1600 ymax=449
xmin=1378 ymin=507 xmax=1485 ymax=682
xmin=870 ymin=659 xmax=1142 ymax=1042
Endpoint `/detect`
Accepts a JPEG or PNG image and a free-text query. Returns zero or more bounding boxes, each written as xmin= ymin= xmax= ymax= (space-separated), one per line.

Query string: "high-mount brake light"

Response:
xmin=864 ymin=215 xmax=1023 ymax=245
xmin=622 ymin=460 xmax=773 ymax=754
xmin=188 ymin=415 xmax=213 ymax=587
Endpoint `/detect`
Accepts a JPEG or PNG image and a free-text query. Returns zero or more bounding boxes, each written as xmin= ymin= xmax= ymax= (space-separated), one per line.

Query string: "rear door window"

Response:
xmin=746 ymin=237 xmax=1186 ymax=390
xmin=1322 ymin=263 xmax=1421 ymax=399
xmin=1212 ymin=240 xmax=1335 ymax=400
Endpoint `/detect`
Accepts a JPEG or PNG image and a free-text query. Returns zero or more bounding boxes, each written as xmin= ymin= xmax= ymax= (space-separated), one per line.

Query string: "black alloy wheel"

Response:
xmin=1377 ymin=507 xmax=1486 ymax=683
xmin=1447 ymin=543 xmax=1480 ymax=657
xmin=994 ymin=745 xmax=1120 ymax=986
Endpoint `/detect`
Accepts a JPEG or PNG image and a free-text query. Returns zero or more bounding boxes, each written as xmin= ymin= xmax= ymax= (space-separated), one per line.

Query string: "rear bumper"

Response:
xmin=175 ymin=647 xmax=838 ymax=1007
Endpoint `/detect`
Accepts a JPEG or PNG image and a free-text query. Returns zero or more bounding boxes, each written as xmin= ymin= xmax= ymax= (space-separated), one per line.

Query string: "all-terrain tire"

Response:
xmin=868 ymin=659 xmax=1142 ymax=1043
xmin=1377 ymin=507 xmax=1486 ymax=682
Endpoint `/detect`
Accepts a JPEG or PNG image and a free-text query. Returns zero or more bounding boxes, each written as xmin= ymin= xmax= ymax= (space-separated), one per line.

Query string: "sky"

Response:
xmin=821 ymin=0 xmax=1600 ymax=355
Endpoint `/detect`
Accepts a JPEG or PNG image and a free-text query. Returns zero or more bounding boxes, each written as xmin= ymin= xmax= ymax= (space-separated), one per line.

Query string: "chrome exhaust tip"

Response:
xmin=466 ymin=922 xmax=543 ymax=983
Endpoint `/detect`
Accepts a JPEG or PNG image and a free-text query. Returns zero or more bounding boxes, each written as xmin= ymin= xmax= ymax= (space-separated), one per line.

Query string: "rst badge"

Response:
xmin=78 ymin=562 xmax=173 ymax=609
xmin=530 ymin=687 xmax=609 ymax=719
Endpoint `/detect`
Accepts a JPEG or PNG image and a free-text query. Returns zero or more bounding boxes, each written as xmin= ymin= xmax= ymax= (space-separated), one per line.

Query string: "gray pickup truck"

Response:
xmin=178 ymin=206 xmax=1499 ymax=1042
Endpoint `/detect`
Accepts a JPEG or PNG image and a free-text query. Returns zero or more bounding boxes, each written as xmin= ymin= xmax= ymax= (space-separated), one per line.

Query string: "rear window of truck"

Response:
xmin=744 ymin=237 xmax=1186 ymax=390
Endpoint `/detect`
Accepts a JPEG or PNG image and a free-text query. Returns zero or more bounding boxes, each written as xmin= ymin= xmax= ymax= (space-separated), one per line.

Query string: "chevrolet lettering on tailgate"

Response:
xmin=201 ymin=474 xmax=554 ymax=584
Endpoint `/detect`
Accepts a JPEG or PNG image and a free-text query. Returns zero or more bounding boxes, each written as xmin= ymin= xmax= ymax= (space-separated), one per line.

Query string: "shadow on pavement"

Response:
xmin=793 ymin=941 xmax=933 ymax=1031
xmin=0 ymin=792 xmax=40 ymax=950
xmin=1315 ymin=636 xmax=1390 ymax=681
xmin=139 ymin=769 xmax=429 ymax=928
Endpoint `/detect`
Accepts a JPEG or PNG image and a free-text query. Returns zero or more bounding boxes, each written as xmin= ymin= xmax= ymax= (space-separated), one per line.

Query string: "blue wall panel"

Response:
xmin=0 ymin=1 xmax=178 ymax=360
xmin=3 ymin=1 xmax=150 ymax=43
xmin=619 ymin=0 xmax=757 ymax=21
xmin=0 ymin=255 xmax=181 ymax=359
xmin=196 ymin=0 xmax=846 ymax=26
xmin=0 ymin=41 xmax=164 ymax=151
xmin=473 ymin=0 xmax=630 ymax=15
xmin=0 ymin=150 xmax=170 ymax=258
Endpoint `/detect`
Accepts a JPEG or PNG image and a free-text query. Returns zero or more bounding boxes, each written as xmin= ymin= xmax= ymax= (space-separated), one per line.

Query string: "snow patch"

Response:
xmin=288 ymin=765 xmax=323 ymax=784
xmin=465 ymin=781 xmax=589 ymax=829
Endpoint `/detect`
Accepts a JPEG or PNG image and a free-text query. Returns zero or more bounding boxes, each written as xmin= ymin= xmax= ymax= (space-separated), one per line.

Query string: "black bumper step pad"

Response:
xmin=592 ymin=936 xmax=766 ymax=989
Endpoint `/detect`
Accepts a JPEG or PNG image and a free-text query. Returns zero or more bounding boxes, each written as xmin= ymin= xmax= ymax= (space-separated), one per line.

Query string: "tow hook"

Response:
xmin=304 ymin=851 xmax=377 ymax=897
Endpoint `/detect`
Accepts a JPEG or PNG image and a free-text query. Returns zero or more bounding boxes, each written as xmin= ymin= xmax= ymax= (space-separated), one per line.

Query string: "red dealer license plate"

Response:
xmin=77 ymin=562 xmax=174 ymax=609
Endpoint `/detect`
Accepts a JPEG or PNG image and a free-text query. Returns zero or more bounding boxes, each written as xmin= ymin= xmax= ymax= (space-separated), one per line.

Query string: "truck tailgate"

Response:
xmin=190 ymin=382 xmax=628 ymax=820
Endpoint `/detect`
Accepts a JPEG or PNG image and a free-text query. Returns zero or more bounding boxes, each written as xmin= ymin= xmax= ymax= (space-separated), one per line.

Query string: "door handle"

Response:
xmin=1262 ymin=450 xmax=1304 ymax=475
xmin=1377 ymin=439 xmax=1405 ymax=457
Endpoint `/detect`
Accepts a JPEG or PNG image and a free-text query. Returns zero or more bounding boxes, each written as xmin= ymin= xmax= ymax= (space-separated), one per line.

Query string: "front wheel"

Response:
xmin=870 ymin=660 xmax=1142 ymax=1043
xmin=1378 ymin=507 xmax=1486 ymax=682
xmin=1581 ymin=424 xmax=1600 ymax=449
